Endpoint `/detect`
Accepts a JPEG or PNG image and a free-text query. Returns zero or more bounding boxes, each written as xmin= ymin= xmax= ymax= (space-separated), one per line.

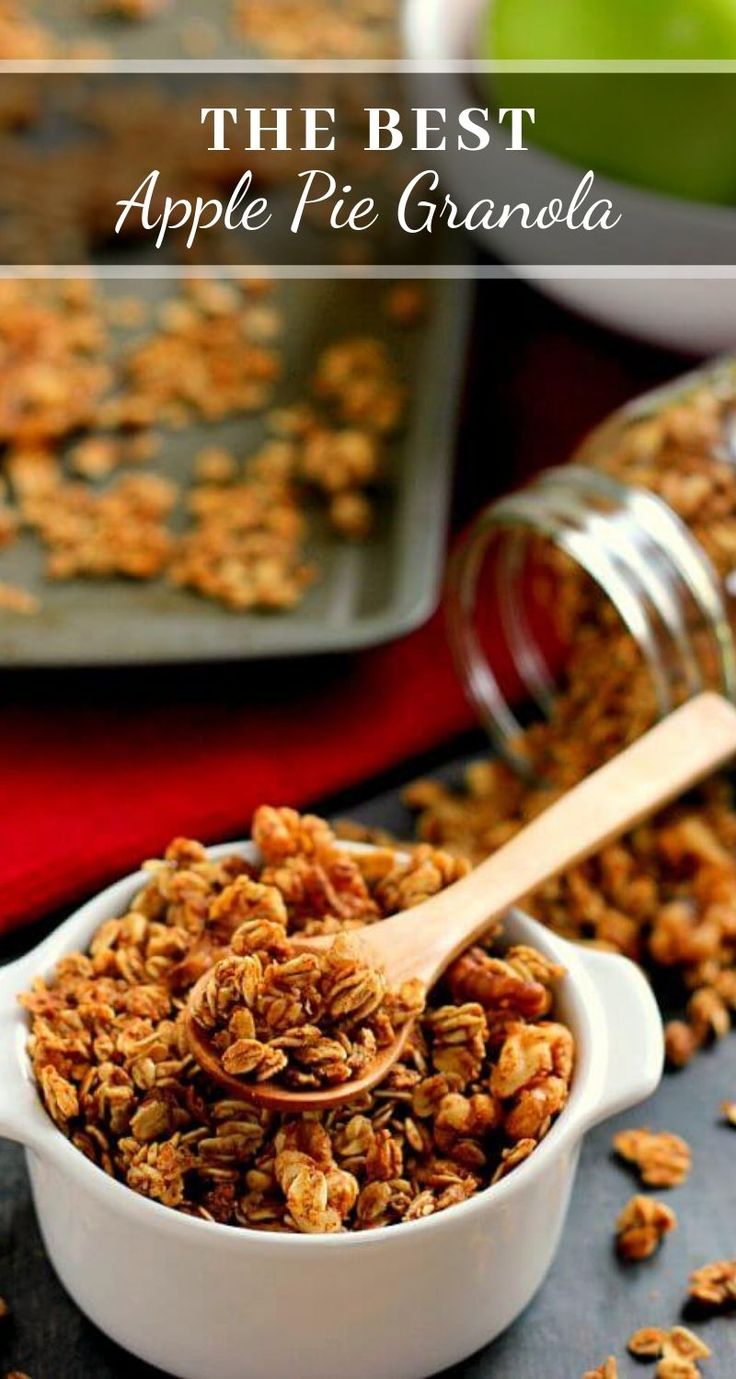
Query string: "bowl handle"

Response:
xmin=0 ymin=954 xmax=55 ymax=1153
xmin=575 ymin=946 xmax=664 ymax=1130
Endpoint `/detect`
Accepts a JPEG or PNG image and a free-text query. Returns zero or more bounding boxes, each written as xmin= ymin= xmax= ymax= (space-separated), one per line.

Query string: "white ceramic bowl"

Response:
xmin=402 ymin=0 xmax=736 ymax=353
xmin=0 ymin=841 xmax=663 ymax=1379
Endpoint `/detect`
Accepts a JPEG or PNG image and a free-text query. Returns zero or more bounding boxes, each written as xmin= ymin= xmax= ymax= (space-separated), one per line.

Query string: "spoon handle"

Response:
xmin=385 ymin=692 xmax=736 ymax=987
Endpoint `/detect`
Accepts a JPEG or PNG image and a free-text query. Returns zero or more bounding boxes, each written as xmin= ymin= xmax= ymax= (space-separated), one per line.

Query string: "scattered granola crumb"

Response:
xmin=384 ymin=283 xmax=428 ymax=328
xmin=663 ymin=1329 xmax=711 ymax=1364
xmin=656 ymin=1362 xmax=699 ymax=1379
xmin=0 ymin=582 xmax=40 ymax=616
xmin=613 ymin=1128 xmax=691 ymax=1188
xmin=329 ymin=489 xmax=374 ymax=539
xmin=615 ymin=1195 xmax=677 ymax=1262
xmin=720 ymin=1100 xmax=736 ymax=1127
xmin=688 ymin=1259 xmax=736 ymax=1310
xmin=583 ymin=1360 xmax=617 ymax=1379
xmin=664 ymin=1020 xmax=698 ymax=1070
xmin=629 ymin=1328 xmax=667 ymax=1358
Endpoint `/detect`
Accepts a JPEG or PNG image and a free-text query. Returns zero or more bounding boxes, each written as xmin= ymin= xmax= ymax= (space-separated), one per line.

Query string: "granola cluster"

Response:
xmin=628 ymin=1327 xmax=712 ymax=1379
xmin=407 ymin=384 xmax=736 ymax=1065
xmin=0 ymin=280 xmax=416 ymax=615
xmin=615 ymin=1194 xmax=676 ymax=1262
xmin=232 ymin=0 xmax=396 ymax=57
xmin=587 ymin=1325 xmax=714 ymax=1379
xmin=190 ymin=914 xmax=423 ymax=1091
xmin=689 ymin=1258 xmax=736 ymax=1310
xmin=21 ymin=806 xmax=574 ymax=1233
xmin=0 ymin=0 xmax=399 ymax=59
xmin=612 ymin=1127 xmax=692 ymax=1189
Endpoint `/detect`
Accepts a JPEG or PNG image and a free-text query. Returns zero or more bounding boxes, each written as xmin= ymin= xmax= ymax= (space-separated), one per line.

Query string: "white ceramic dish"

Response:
xmin=0 ymin=841 xmax=663 ymax=1379
xmin=402 ymin=0 xmax=736 ymax=353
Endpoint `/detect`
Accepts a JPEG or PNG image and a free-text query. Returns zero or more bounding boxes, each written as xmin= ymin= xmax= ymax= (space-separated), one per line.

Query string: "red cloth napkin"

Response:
xmin=0 ymin=288 xmax=682 ymax=935
xmin=0 ymin=613 xmax=511 ymax=933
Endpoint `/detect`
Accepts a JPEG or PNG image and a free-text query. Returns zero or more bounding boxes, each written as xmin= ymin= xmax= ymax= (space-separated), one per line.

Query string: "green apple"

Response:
xmin=486 ymin=0 xmax=736 ymax=203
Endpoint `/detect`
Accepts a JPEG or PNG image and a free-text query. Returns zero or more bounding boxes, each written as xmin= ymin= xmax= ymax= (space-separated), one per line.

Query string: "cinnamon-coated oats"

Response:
xmin=688 ymin=1259 xmax=736 ymax=1309
xmin=615 ymin=1195 xmax=677 ymax=1262
xmin=626 ymin=1326 xmax=712 ymax=1376
xmin=656 ymin=1364 xmax=701 ymax=1379
xmin=405 ymin=385 xmax=736 ymax=1059
xmin=0 ymin=282 xmax=415 ymax=614
xmin=629 ymin=1329 xmax=669 ymax=1359
xmin=191 ymin=923 xmax=422 ymax=1091
xmin=0 ymin=0 xmax=399 ymax=61
xmin=232 ymin=0 xmax=397 ymax=59
xmin=21 ymin=807 xmax=574 ymax=1233
xmin=583 ymin=1360 xmax=617 ymax=1379
xmin=613 ymin=1128 xmax=691 ymax=1188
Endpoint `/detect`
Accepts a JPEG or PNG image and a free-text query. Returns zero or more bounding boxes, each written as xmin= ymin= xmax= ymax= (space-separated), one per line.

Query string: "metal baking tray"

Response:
xmin=28 ymin=0 xmax=395 ymax=59
xmin=0 ymin=278 xmax=471 ymax=665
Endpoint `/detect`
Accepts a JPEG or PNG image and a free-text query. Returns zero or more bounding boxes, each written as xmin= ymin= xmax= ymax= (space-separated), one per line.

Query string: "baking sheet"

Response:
xmin=28 ymin=0 xmax=396 ymax=59
xmin=0 ymin=278 xmax=471 ymax=665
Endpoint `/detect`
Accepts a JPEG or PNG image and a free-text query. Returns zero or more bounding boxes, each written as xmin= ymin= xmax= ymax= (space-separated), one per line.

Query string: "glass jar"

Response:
xmin=446 ymin=357 xmax=736 ymax=778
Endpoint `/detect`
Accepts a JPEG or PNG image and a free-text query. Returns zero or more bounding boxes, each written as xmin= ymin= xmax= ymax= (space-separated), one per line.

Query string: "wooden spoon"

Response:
xmin=187 ymin=692 xmax=736 ymax=1113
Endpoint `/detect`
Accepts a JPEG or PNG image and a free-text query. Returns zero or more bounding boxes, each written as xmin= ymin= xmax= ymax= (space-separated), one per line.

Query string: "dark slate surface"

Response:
xmin=1 ymin=762 xmax=735 ymax=1379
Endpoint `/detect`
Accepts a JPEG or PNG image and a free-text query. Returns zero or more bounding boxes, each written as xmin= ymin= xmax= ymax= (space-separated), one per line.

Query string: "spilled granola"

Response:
xmin=612 ymin=1128 xmax=691 ymax=1189
xmin=688 ymin=1259 xmax=736 ymax=1310
xmin=615 ymin=1195 xmax=677 ymax=1262
xmin=583 ymin=1360 xmax=617 ymax=1379
xmin=406 ymin=384 xmax=736 ymax=1061
xmin=20 ymin=806 xmax=575 ymax=1233
xmin=628 ymin=1328 xmax=712 ymax=1379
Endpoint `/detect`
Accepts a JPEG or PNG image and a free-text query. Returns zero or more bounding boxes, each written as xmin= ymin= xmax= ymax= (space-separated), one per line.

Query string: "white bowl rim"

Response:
xmin=401 ymin=0 xmax=736 ymax=227
xmin=7 ymin=838 xmax=613 ymax=1252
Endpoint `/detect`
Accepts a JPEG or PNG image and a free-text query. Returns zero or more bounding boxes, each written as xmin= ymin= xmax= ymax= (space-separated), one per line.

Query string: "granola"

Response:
xmin=629 ymin=1330 xmax=669 ymax=1359
xmin=615 ymin=1195 xmax=677 ymax=1262
xmin=583 ymin=1361 xmax=617 ymax=1379
xmin=688 ymin=1259 xmax=736 ymax=1309
xmin=0 ymin=0 xmax=400 ymax=60
xmin=232 ymin=0 xmax=398 ymax=59
xmin=0 ymin=282 xmax=414 ymax=615
xmin=190 ymin=921 xmax=422 ymax=1091
xmin=405 ymin=384 xmax=736 ymax=1059
xmin=612 ymin=1128 xmax=691 ymax=1189
xmin=21 ymin=806 xmax=574 ymax=1233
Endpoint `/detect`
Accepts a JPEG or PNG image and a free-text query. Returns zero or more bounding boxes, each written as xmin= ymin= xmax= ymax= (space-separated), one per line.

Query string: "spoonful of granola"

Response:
xmin=186 ymin=693 xmax=736 ymax=1112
